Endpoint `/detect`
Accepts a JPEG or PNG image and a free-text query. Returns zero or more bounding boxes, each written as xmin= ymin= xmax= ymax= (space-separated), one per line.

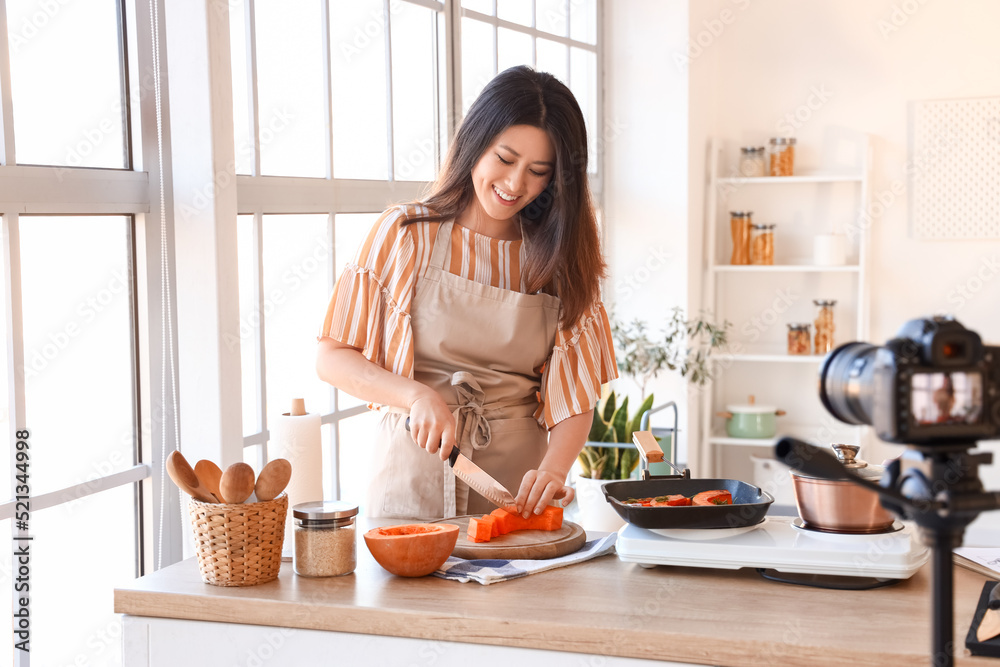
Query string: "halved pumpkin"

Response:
xmin=363 ymin=523 xmax=459 ymax=577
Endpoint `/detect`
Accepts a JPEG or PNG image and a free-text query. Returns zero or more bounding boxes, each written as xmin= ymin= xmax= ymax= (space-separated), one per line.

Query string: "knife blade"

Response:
xmin=404 ymin=418 xmax=518 ymax=513
xmin=448 ymin=447 xmax=519 ymax=513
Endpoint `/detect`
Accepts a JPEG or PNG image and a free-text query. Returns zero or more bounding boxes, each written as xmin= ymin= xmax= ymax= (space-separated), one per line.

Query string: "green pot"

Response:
xmin=718 ymin=401 xmax=784 ymax=439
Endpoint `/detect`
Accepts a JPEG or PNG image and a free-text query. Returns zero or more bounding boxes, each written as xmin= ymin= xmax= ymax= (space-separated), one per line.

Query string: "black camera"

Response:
xmin=818 ymin=315 xmax=1000 ymax=445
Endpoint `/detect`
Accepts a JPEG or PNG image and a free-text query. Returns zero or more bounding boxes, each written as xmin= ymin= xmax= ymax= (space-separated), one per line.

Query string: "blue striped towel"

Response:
xmin=432 ymin=533 xmax=618 ymax=585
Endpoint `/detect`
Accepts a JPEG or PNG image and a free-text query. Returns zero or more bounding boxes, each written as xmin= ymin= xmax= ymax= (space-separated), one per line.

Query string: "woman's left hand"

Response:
xmin=514 ymin=469 xmax=574 ymax=518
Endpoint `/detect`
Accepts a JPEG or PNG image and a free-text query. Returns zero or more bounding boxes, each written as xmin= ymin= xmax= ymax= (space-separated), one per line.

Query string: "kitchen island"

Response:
xmin=115 ymin=524 xmax=1000 ymax=667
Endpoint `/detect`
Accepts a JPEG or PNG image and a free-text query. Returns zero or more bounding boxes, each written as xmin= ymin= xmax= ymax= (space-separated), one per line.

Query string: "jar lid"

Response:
xmin=752 ymin=223 xmax=776 ymax=230
xmin=769 ymin=137 xmax=797 ymax=145
xmin=813 ymin=299 xmax=837 ymax=307
xmin=740 ymin=146 xmax=766 ymax=153
xmin=729 ymin=210 xmax=753 ymax=217
xmin=293 ymin=500 xmax=359 ymax=522
xmin=787 ymin=322 xmax=811 ymax=330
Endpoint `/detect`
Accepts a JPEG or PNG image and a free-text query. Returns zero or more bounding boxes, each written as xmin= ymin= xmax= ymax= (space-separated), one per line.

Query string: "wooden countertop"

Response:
xmin=115 ymin=525 xmax=1000 ymax=667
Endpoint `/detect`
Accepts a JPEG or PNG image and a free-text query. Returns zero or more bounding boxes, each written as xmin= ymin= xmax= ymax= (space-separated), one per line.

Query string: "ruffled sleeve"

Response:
xmin=537 ymin=301 xmax=618 ymax=428
xmin=319 ymin=205 xmax=430 ymax=378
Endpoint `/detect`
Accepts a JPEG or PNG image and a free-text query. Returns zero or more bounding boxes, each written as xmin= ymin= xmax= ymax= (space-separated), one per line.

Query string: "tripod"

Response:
xmin=776 ymin=438 xmax=1000 ymax=667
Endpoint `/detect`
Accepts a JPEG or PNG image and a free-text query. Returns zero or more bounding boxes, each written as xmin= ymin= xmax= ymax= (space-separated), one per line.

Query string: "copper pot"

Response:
xmin=790 ymin=444 xmax=895 ymax=534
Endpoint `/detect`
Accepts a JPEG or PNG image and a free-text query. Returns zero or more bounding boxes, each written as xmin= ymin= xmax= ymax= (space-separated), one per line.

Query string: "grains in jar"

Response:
xmin=729 ymin=211 xmax=752 ymax=265
xmin=750 ymin=223 xmax=776 ymax=265
xmin=292 ymin=500 xmax=359 ymax=577
xmin=813 ymin=299 xmax=837 ymax=355
xmin=739 ymin=147 xmax=766 ymax=178
xmin=768 ymin=137 xmax=796 ymax=176
xmin=787 ymin=323 xmax=811 ymax=355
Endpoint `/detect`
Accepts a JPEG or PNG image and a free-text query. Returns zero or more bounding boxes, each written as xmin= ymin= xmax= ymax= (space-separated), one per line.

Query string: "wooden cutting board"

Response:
xmin=436 ymin=515 xmax=586 ymax=560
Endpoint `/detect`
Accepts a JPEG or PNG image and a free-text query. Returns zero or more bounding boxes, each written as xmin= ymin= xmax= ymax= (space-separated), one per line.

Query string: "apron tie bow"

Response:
xmin=451 ymin=372 xmax=491 ymax=450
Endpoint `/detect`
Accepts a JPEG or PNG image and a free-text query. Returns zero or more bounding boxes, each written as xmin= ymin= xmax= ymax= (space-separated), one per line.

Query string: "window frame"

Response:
xmin=0 ymin=0 xmax=170 ymax=664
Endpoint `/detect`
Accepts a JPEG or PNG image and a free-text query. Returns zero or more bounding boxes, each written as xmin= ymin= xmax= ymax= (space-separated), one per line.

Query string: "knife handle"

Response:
xmin=989 ymin=582 xmax=1000 ymax=610
xmin=404 ymin=417 xmax=459 ymax=466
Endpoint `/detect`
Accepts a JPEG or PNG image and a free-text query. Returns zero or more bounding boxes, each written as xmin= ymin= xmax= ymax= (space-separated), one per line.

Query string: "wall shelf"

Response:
xmin=717 ymin=174 xmax=864 ymax=185
xmin=713 ymin=264 xmax=860 ymax=273
xmin=697 ymin=136 xmax=874 ymax=478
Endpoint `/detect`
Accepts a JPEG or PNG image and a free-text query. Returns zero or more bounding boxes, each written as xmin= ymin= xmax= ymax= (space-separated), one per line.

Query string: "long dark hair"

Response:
xmin=409 ymin=65 xmax=606 ymax=326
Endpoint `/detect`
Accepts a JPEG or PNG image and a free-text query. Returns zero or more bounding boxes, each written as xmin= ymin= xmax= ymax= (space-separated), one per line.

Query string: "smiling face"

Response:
xmin=464 ymin=124 xmax=555 ymax=235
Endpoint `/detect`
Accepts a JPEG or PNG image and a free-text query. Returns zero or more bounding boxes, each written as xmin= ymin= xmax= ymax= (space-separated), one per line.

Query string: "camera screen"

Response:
xmin=911 ymin=371 xmax=983 ymax=426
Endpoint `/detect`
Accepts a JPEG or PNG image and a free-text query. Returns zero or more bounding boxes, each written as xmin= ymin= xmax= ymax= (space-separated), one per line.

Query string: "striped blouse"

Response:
xmin=320 ymin=204 xmax=618 ymax=428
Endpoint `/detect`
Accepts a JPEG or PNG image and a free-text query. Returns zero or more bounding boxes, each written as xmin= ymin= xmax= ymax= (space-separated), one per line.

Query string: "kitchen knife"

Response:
xmin=404 ymin=417 xmax=518 ymax=513
xmin=977 ymin=583 xmax=1000 ymax=642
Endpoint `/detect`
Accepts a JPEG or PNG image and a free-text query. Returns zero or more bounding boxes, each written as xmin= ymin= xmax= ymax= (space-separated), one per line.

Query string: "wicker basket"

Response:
xmin=188 ymin=493 xmax=287 ymax=587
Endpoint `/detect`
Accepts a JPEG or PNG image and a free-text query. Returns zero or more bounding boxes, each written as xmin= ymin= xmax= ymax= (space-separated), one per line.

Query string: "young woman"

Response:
xmin=317 ymin=66 xmax=616 ymax=520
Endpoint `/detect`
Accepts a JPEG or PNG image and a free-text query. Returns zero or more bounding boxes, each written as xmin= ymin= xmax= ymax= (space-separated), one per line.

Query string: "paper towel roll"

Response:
xmin=270 ymin=401 xmax=323 ymax=558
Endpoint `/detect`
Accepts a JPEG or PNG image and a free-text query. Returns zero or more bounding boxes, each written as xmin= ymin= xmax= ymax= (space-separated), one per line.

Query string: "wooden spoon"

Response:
xmin=255 ymin=458 xmax=292 ymax=502
xmin=166 ymin=451 xmax=218 ymax=503
xmin=219 ymin=462 xmax=256 ymax=504
xmin=194 ymin=460 xmax=223 ymax=502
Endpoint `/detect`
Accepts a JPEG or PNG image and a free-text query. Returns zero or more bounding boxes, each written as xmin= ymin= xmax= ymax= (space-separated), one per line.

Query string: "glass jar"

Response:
xmin=813 ymin=299 xmax=837 ymax=355
xmin=729 ymin=211 xmax=752 ymax=265
xmin=750 ymin=223 xmax=776 ymax=265
xmin=739 ymin=146 xmax=766 ymax=177
xmin=293 ymin=500 xmax=359 ymax=577
xmin=787 ymin=323 xmax=811 ymax=356
xmin=768 ymin=137 xmax=796 ymax=176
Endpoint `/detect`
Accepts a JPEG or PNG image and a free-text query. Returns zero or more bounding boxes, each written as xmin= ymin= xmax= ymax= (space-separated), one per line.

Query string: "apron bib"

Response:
xmin=367 ymin=220 xmax=561 ymax=519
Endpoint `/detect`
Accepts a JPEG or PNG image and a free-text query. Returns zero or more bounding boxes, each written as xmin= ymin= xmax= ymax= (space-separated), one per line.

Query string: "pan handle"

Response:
xmin=632 ymin=430 xmax=664 ymax=463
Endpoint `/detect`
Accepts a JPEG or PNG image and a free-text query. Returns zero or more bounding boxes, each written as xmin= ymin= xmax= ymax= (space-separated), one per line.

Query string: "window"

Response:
xmin=1 ymin=1 xmax=157 ymax=665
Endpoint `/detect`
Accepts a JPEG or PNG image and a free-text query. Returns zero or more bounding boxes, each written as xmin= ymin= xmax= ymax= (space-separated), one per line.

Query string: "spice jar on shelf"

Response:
xmin=739 ymin=146 xmax=766 ymax=177
xmin=293 ymin=500 xmax=358 ymax=577
xmin=729 ymin=211 xmax=752 ymax=265
xmin=750 ymin=223 xmax=776 ymax=265
xmin=787 ymin=323 xmax=811 ymax=356
xmin=768 ymin=137 xmax=796 ymax=176
xmin=813 ymin=299 xmax=837 ymax=355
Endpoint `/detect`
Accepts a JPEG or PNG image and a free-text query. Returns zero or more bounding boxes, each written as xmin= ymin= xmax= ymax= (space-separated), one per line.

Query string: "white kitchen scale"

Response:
xmin=615 ymin=514 xmax=930 ymax=586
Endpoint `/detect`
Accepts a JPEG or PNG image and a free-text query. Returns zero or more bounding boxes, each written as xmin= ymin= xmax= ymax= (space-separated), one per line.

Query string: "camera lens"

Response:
xmin=818 ymin=342 xmax=878 ymax=426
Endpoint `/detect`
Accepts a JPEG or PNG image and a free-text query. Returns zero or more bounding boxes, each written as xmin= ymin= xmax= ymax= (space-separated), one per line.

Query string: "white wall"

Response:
xmin=602 ymin=0 xmax=695 ymax=460
xmin=606 ymin=0 xmax=1000 ymax=536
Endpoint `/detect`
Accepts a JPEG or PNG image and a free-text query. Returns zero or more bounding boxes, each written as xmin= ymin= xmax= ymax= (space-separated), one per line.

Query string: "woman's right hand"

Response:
xmin=408 ymin=390 xmax=457 ymax=461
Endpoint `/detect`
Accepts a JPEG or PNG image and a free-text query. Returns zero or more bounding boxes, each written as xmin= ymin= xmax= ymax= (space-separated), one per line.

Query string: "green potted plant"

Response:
xmin=572 ymin=308 xmax=730 ymax=530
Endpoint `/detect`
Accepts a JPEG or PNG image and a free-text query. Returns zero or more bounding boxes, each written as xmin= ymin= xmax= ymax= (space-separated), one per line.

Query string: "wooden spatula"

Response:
xmin=166 ymin=451 xmax=218 ymax=503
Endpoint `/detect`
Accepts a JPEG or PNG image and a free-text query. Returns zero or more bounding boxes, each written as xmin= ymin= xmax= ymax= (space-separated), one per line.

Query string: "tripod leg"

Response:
xmin=932 ymin=538 xmax=954 ymax=667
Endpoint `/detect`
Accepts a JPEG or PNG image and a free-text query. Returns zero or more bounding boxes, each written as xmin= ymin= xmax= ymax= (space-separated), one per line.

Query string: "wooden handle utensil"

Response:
xmin=166 ymin=451 xmax=219 ymax=503
xmin=255 ymin=458 xmax=292 ymax=502
xmin=194 ymin=460 xmax=223 ymax=502
xmin=219 ymin=462 xmax=256 ymax=504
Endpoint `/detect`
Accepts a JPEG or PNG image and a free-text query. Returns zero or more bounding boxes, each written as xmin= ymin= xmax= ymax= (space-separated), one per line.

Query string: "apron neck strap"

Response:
xmin=429 ymin=220 xmax=454 ymax=270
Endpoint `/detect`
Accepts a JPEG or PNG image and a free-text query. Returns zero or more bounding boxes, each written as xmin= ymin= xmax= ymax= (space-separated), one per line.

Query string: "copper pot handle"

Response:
xmin=716 ymin=411 xmax=734 ymax=419
xmin=776 ymin=409 xmax=787 ymax=416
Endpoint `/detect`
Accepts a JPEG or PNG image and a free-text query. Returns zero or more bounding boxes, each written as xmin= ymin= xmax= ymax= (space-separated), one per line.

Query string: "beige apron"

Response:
xmin=367 ymin=220 xmax=561 ymax=519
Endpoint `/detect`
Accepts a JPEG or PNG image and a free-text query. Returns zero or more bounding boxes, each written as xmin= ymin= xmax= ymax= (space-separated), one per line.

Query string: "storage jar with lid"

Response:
xmin=293 ymin=500 xmax=359 ymax=577
xmin=739 ymin=146 xmax=766 ymax=177
xmin=789 ymin=444 xmax=895 ymax=533
xmin=813 ymin=299 xmax=836 ymax=355
xmin=768 ymin=137 xmax=796 ymax=176
xmin=729 ymin=211 xmax=752 ymax=265
xmin=750 ymin=223 xmax=776 ymax=265
xmin=787 ymin=323 xmax=811 ymax=355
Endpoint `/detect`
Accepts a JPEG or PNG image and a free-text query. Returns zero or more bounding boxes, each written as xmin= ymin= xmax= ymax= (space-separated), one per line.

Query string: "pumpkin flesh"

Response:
xmin=364 ymin=523 xmax=459 ymax=577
